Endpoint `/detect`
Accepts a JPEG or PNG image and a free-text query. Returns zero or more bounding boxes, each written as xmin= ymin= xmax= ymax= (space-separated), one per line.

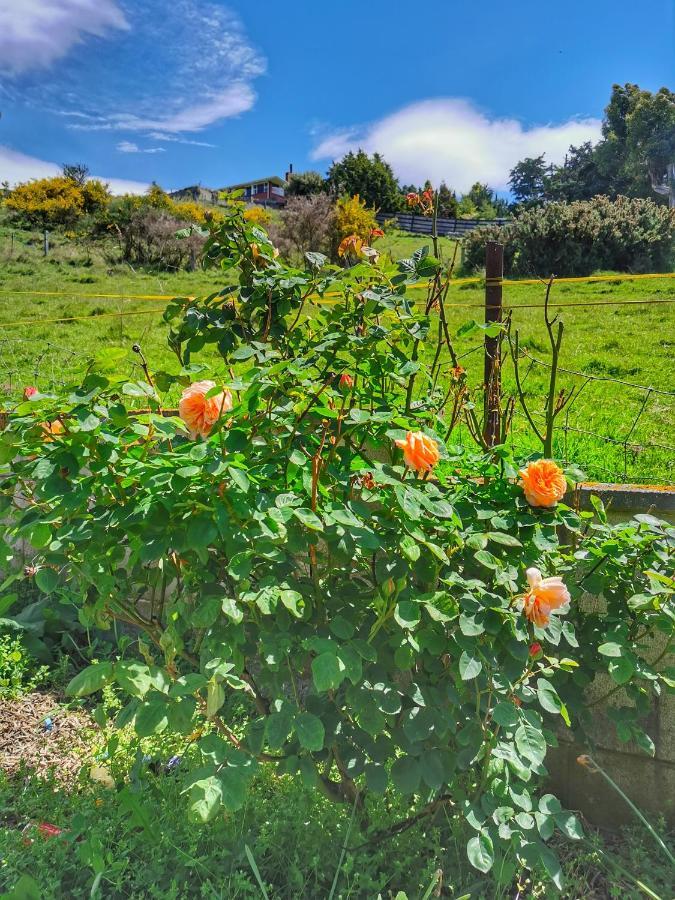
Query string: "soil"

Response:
xmin=0 ymin=691 xmax=94 ymax=784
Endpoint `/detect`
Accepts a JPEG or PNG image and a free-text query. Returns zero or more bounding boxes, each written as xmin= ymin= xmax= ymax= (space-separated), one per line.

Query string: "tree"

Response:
xmin=546 ymin=143 xmax=611 ymax=202
xmin=62 ymin=163 xmax=90 ymax=186
xmin=286 ymin=170 xmax=325 ymax=197
xmin=326 ymin=150 xmax=401 ymax=211
xmin=626 ymin=87 xmax=675 ymax=207
xmin=437 ymin=181 xmax=458 ymax=218
xmin=509 ymin=155 xmax=548 ymax=206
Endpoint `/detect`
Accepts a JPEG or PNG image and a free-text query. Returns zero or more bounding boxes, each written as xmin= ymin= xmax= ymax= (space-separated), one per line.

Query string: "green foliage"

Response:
xmin=327 ymin=150 xmax=402 ymax=212
xmin=0 ymin=634 xmax=49 ymax=698
xmin=286 ymin=170 xmax=326 ymax=198
xmin=509 ymin=83 xmax=675 ymax=207
xmin=463 ymin=196 xmax=675 ymax=276
xmin=1 ymin=200 xmax=673 ymax=889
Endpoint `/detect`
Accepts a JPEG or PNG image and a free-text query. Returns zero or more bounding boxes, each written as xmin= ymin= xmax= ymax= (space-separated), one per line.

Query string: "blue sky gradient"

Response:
xmin=0 ymin=0 xmax=673 ymax=193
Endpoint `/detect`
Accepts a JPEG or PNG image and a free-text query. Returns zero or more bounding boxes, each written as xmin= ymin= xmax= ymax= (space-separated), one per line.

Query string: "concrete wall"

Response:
xmin=549 ymin=483 xmax=675 ymax=827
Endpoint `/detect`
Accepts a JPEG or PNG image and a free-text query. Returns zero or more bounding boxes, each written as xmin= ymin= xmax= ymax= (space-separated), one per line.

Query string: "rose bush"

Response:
xmin=1 ymin=199 xmax=672 ymax=888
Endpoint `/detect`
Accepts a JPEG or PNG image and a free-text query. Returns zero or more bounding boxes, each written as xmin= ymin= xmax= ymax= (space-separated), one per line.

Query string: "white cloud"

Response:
xmin=116 ymin=141 xmax=166 ymax=154
xmin=312 ymin=98 xmax=603 ymax=193
xmin=5 ymin=2 xmax=266 ymax=136
xmin=148 ymin=132 xmax=216 ymax=148
xmin=0 ymin=0 xmax=128 ymax=74
xmin=0 ymin=145 xmax=149 ymax=195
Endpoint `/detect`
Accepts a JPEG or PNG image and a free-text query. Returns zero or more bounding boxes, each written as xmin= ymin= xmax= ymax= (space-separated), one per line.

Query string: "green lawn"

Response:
xmin=1 ymin=224 xmax=674 ymax=484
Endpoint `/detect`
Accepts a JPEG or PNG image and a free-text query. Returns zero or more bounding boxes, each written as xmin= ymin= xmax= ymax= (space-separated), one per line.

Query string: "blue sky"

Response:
xmin=0 ymin=0 xmax=673 ymax=194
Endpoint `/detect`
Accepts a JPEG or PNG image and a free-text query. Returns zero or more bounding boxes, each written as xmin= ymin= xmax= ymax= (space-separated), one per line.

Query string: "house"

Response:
xmin=221 ymin=174 xmax=289 ymax=207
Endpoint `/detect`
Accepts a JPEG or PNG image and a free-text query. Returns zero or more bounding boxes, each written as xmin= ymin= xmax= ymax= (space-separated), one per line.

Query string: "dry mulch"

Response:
xmin=0 ymin=691 xmax=94 ymax=784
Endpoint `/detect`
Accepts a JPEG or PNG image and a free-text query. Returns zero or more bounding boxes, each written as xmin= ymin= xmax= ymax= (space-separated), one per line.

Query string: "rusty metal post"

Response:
xmin=483 ymin=241 xmax=504 ymax=447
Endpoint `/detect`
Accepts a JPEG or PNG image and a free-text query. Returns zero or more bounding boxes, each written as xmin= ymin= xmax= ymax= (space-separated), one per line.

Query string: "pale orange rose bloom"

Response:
xmin=521 ymin=567 xmax=570 ymax=628
xmin=179 ymin=380 xmax=232 ymax=439
xmin=395 ymin=431 xmax=440 ymax=473
xmin=518 ymin=459 xmax=566 ymax=507
xmin=339 ymin=373 xmax=354 ymax=390
xmin=338 ymin=235 xmax=364 ymax=258
xmin=41 ymin=420 xmax=65 ymax=442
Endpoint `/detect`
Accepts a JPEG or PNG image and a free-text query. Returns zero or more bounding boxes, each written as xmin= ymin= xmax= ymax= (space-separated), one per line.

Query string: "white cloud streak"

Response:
xmin=312 ymin=98 xmax=603 ymax=193
xmin=0 ymin=145 xmax=149 ymax=195
xmin=116 ymin=141 xmax=166 ymax=154
xmin=0 ymin=0 xmax=128 ymax=74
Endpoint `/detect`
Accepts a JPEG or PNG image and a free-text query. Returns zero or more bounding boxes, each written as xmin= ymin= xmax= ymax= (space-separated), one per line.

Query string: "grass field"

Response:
xmin=1 ymin=224 xmax=674 ymax=484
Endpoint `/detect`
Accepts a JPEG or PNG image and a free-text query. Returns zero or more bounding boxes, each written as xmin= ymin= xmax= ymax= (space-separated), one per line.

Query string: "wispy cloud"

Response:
xmin=0 ymin=0 xmax=128 ymax=74
xmin=0 ymin=145 xmax=149 ymax=195
xmin=148 ymin=133 xmax=216 ymax=148
xmin=116 ymin=141 xmax=166 ymax=154
xmin=312 ymin=98 xmax=602 ymax=193
xmin=2 ymin=2 xmax=265 ymax=136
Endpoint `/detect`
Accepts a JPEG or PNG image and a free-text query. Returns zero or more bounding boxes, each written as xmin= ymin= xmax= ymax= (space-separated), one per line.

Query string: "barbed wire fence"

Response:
xmin=0 ymin=261 xmax=674 ymax=485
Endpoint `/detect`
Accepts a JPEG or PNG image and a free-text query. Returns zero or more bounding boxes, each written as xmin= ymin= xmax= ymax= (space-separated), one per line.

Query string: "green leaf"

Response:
xmin=391 ymin=756 xmax=421 ymax=794
xmin=467 ymin=833 xmax=494 ymax=873
xmin=459 ymin=651 xmax=482 ymax=681
xmin=206 ymin=680 xmax=225 ymax=718
xmin=192 ymin=596 xmax=222 ymax=629
xmin=227 ymin=466 xmax=250 ymax=493
xmin=188 ymin=775 xmax=223 ymax=823
xmin=492 ymin=701 xmax=520 ymax=728
xmin=28 ymin=523 xmax=52 ymax=549
xmin=66 ymin=662 xmax=113 ymax=697
xmin=279 ymin=589 xmax=304 ymax=618
xmin=394 ymin=601 xmax=420 ymax=630
xmin=311 ymin=652 xmax=343 ymax=693
xmin=487 ymin=532 xmax=522 ymax=547
xmin=515 ymin=722 xmax=546 ymax=766
xmin=265 ymin=708 xmax=294 ymax=750
xmin=292 ymin=508 xmax=323 ymax=531
xmin=187 ymin=515 xmax=217 ymax=550
xmin=295 ymin=712 xmax=324 ymax=751
xmin=364 ymin=763 xmax=388 ymax=794
xmin=598 ymin=642 xmax=622 ymax=657
xmin=608 ymin=656 xmax=634 ymax=685
xmin=135 ymin=699 xmax=169 ymax=737
xmin=115 ymin=661 xmax=154 ymax=698
xmin=221 ymin=596 xmax=244 ymax=624
xmin=35 ymin=567 xmax=58 ymax=594
xmin=537 ymin=679 xmax=563 ymax=716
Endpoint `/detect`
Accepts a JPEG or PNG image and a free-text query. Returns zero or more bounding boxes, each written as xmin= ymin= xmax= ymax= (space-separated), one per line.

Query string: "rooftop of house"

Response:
xmin=222 ymin=176 xmax=287 ymax=190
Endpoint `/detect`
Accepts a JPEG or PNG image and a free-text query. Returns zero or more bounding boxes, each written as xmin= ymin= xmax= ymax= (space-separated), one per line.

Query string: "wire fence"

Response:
xmin=0 ymin=273 xmax=674 ymax=485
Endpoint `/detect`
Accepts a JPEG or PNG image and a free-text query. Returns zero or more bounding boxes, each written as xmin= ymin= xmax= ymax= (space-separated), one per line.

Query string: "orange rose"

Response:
xmin=338 ymin=234 xmax=364 ymax=258
xmin=518 ymin=459 xmax=566 ymax=507
xmin=339 ymin=373 xmax=354 ymax=390
xmin=521 ymin=567 xmax=570 ymax=628
xmin=395 ymin=431 xmax=440 ymax=474
xmin=23 ymin=386 xmax=37 ymax=400
xmin=41 ymin=420 xmax=65 ymax=442
xmin=179 ymin=380 xmax=232 ymax=439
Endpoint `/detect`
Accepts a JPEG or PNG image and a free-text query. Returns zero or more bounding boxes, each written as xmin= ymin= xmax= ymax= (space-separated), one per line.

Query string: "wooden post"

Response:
xmin=483 ymin=241 xmax=503 ymax=447
xmin=43 ymin=230 xmax=50 ymax=256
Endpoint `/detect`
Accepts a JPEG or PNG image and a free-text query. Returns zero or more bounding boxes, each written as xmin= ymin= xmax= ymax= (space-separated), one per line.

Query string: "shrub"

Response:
xmin=1 ymin=201 xmax=672 ymax=889
xmin=463 ymin=196 xmax=674 ymax=276
xmin=269 ymin=194 xmax=335 ymax=262
xmin=6 ymin=177 xmax=87 ymax=229
xmin=243 ymin=205 xmax=273 ymax=228
xmin=333 ymin=194 xmax=379 ymax=259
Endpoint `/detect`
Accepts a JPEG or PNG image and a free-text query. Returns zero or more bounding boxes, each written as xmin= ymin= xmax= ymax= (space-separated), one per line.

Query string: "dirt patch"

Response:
xmin=0 ymin=692 xmax=94 ymax=784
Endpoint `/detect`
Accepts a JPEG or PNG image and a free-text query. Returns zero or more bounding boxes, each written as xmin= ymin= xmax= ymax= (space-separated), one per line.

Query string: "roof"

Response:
xmin=221 ymin=175 xmax=287 ymax=190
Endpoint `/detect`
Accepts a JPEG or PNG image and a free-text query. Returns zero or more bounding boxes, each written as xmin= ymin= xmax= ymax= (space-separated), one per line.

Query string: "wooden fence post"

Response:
xmin=483 ymin=241 xmax=504 ymax=447
xmin=43 ymin=230 xmax=50 ymax=257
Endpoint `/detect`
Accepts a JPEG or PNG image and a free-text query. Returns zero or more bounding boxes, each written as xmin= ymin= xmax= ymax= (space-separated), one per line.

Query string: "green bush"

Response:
xmin=1 ymin=200 xmax=672 ymax=890
xmin=463 ymin=196 xmax=674 ymax=276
